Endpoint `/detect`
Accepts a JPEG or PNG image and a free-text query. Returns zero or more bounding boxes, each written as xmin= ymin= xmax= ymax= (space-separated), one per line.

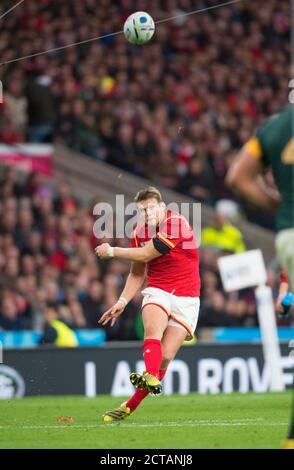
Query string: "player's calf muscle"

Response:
xmin=161 ymin=348 xmax=177 ymax=368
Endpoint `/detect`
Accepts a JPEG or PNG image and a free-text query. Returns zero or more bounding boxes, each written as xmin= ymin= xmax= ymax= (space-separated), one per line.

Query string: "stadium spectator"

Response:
xmin=201 ymin=199 xmax=245 ymax=253
xmin=39 ymin=306 xmax=78 ymax=347
xmin=0 ymin=0 xmax=291 ymax=337
xmin=177 ymin=156 xmax=214 ymax=203
xmin=0 ymin=0 xmax=289 ymax=226
xmin=26 ymin=71 xmax=57 ymax=143
xmin=198 ymin=291 xmax=237 ymax=327
xmin=0 ymin=168 xmax=282 ymax=336
xmin=4 ymin=81 xmax=27 ymax=138
xmin=81 ymin=279 xmax=104 ymax=328
xmin=0 ymin=289 xmax=31 ymax=330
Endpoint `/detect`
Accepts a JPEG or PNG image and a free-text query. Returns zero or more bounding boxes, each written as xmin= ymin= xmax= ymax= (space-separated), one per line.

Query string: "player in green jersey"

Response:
xmin=226 ymin=105 xmax=294 ymax=448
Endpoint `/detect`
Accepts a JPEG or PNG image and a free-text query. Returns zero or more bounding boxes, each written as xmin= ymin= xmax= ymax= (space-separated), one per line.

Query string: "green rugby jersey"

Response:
xmin=244 ymin=105 xmax=294 ymax=230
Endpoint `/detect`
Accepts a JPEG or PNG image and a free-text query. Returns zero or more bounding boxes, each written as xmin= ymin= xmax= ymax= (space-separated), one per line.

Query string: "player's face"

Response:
xmin=137 ymin=197 xmax=165 ymax=227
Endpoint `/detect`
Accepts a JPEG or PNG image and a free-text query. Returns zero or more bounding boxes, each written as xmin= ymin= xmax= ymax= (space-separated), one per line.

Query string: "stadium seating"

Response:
xmin=0 ymin=0 xmax=291 ymax=337
xmin=0 ymin=0 xmax=289 ymax=227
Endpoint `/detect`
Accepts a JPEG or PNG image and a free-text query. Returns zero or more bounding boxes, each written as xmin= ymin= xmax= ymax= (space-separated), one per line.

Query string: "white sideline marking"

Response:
xmin=0 ymin=419 xmax=288 ymax=430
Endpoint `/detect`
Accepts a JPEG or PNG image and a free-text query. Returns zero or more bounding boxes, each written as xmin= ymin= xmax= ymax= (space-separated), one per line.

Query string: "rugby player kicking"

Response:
xmin=95 ymin=186 xmax=200 ymax=422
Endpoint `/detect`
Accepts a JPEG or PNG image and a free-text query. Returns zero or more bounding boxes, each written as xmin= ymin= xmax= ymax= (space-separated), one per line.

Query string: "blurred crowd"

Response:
xmin=0 ymin=0 xmax=291 ymax=336
xmin=0 ymin=168 xmax=291 ymax=338
xmin=0 ymin=167 xmax=138 ymax=338
xmin=0 ymin=0 xmax=290 ymax=229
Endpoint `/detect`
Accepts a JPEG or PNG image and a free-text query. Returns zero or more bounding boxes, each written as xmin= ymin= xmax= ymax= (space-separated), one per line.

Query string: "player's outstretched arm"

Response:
xmin=226 ymin=145 xmax=280 ymax=212
xmin=120 ymin=261 xmax=146 ymax=305
xmin=98 ymin=261 xmax=146 ymax=327
xmin=95 ymin=240 xmax=162 ymax=263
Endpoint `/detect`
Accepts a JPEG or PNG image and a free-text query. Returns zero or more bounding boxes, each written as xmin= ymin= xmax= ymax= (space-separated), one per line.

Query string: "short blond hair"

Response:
xmin=134 ymin=186 xmax=162 ymax=203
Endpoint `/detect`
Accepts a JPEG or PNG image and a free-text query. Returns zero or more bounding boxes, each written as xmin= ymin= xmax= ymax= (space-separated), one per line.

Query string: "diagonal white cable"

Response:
xmin=0 ymin=30 xmax=124 ymax=67
xmin=0 ymin=0 xmax=243 ymax=67
xmin=0 ymin=0 xmax=25 ymax=21
xmin=156 ymin=0 xmax=242 ymax=24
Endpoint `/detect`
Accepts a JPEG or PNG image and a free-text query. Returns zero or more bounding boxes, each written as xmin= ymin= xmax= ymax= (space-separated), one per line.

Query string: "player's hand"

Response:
xmin=95 ymin=243 xmax=113 ymax=259
xmin=275 ymin=295 xmax=284 ymax=313
xmin=98 ymin=301 xmax=125 ymax=327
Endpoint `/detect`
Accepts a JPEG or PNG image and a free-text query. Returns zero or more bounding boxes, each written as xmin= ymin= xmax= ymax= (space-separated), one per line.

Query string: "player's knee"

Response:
xmin=144 ymin=325 xmax=163 ymax=340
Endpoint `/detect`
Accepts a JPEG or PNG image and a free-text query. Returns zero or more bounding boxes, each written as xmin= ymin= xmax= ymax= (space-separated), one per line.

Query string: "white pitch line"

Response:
xmin=0 ymin=419 xmax=288 ymax=430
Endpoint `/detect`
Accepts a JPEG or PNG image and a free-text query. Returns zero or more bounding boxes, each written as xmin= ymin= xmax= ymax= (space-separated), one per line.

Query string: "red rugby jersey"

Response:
xmin=130 ymin=210 xmax=200 ymax=297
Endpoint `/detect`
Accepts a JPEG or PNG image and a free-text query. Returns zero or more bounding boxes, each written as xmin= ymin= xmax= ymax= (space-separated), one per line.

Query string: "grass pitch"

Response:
xmin=0 ymin=391 xmax=292 ymax=449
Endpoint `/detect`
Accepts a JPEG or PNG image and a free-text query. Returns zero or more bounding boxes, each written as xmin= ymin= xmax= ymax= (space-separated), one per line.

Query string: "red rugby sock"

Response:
xmin=143 ymin=338 xmax=162 ymax=378
xmin=126 ymin=368 xmax=167 ymax=413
